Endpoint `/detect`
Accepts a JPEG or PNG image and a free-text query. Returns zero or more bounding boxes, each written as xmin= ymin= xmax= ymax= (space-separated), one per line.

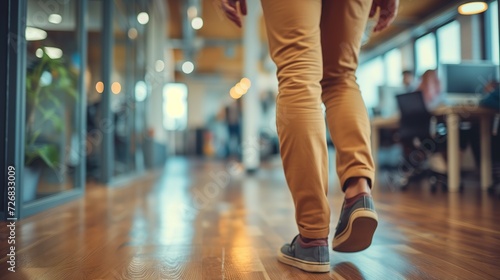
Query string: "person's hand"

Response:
xmin=221 ymin=0 xmax=247 ymax=28
xmin=370 ymin=0 xmax=399 ymax=32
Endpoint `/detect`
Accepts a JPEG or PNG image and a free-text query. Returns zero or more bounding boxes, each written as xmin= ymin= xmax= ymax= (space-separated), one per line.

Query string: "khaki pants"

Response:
xmin=261 ymin=0 xmax=375 ymax=239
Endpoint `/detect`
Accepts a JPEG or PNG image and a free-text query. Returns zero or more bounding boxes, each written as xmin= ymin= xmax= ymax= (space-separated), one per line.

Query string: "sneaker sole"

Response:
xmin=277 ymin=249 xmax=330 ymax=273
xmin=332 ymin=209 xmax=378 ymax=253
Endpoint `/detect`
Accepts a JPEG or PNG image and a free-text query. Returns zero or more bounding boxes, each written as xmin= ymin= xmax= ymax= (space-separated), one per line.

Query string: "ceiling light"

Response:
xmin=230 ymin=87 xmax=242 ymax=99
xmin=191 ymin=17 xmax=204 ymax=30
xmin=240 ymin=78 xmax=251 ymax=90
xmin=48 ymin=14 xmax=62 ymax=24
xmin=181 ymin=61 xmax=194 ymax=74
xmin=35 ymin=48 xmax=44 ymax=58
xmin=137 ymin=12 xmax=149 ymax=25
xmin=96 ymin=81 xmax=104 ymax=93
xmin=458 ymin=2 xmax=488 ymax=15
xmin=44 ymin=47 xmax=63 ymax=59
xmin=111 ymin=82 xmax=121 ymax=94
xmin=234 ymin=83 xmax=246 ymax=95
xmin=26 ymin=27 xmax=47 ymax=41
xmin=155 ymin=60 xmax=165 ymax=72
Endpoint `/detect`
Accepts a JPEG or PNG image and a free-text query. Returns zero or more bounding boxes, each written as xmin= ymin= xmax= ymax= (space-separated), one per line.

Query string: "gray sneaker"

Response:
xmin=332 ymin=194 xmax=378 ymax=252
xmin=277 ymin=235 xmax=330 ymax=273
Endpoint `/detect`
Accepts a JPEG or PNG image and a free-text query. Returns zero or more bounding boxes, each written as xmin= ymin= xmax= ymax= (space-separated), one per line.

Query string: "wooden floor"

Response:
xmin=1 ymin=157 xmax=500 ymax=279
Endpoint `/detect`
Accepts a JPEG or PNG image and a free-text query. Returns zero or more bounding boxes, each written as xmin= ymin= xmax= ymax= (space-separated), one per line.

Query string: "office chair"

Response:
xmin=395 ymin=91 xmax=459 ymax=192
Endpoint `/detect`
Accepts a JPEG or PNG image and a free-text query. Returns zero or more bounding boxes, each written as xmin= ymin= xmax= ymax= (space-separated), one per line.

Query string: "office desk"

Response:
xmin=371 ymin=105 xmax=497 ymax=192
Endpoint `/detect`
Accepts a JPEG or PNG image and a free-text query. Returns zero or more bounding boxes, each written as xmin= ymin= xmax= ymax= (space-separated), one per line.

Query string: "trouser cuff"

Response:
xmin=298 ymin=227 xmax=330 ymax=239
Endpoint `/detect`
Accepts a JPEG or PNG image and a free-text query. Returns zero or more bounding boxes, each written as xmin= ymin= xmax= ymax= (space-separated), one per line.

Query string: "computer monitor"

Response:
xmin=377 ymin=86 xmax=405 ymax=117
xmin=440 ymin=62 xmax=499 ymax=104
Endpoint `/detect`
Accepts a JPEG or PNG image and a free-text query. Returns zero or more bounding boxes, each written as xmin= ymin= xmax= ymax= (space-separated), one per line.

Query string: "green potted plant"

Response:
xmin=24 ymin=51 xmax=77 ymax=202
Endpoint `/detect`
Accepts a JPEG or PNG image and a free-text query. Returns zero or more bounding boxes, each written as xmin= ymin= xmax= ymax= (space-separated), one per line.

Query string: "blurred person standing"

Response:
xmin=221 ymin=0 xmax=398 ymax=272
xmin=218 ymin=99 xmax=243 ymax=159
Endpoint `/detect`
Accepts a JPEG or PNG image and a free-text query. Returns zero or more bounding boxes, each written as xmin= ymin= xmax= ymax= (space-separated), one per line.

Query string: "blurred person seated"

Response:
xmin=457 ymin=80 xmax=499 ymax=165
xmin=396 ymin=70 xmax=472 ymax=191
xmin=402 ymin=69 xmax=419 ymax=93
xmin=479 ymin=80 xmax=500 ymax=111
xmin=467 ymin=80 xmax=500 ymax=193
xmin=417 ymin=69 xmax=445 ymax=110
xmin=399 ymin=74 xmax=499 ymax=191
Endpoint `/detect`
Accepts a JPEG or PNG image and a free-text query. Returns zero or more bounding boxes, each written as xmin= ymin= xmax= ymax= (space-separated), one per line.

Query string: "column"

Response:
xmin=101 ymin=0 xmax=114 ymax=183
xmin=242 ymin=0 xmax=261 ymax=172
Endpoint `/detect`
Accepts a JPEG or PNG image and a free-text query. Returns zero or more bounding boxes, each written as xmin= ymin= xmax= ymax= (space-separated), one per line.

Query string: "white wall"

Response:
xmin=183 ymin=75 xmax=236 ymax=128
xmin=400 ymin=42 xmax=414 ymax=71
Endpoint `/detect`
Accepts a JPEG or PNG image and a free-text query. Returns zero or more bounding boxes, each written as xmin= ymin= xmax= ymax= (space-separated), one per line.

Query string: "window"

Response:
xmin=488 ymin=0 xmax=499 ymax=64
xmin=163 ymin=83 xmax=188 ymax=131
xmin=415 ymin=33 xmax=437 ymax=75
xmin=437 ymin=21 xmax=461 ymax=64
xmin=357 ymin=56 xmax=384 ymax=108
xmin=384 ymin=48 xmax=403 ymax=86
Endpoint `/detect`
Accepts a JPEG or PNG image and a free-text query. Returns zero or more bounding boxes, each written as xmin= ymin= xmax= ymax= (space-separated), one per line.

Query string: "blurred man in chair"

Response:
xmin=402 ymin=69 xmax=419 ymax=93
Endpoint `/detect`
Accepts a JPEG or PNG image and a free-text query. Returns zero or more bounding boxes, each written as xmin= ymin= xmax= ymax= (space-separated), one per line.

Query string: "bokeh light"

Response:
xmin=182 ymin=61 xmax=195 ymax=74
xmin=111 ymin=82 xmax=121 ymax=94
xmin=96 ymin=81 xmax=104 ymax=93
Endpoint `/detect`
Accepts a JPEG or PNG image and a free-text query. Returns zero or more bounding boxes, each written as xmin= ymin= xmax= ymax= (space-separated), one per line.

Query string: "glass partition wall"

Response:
xmin=21 ymin=0 xmax=87 ymax=216
xmin=0 ymin=0 xmax=154 ymax=219
xmin=86 ymin=0 xmax=148 ymax=183
xmin=112 ymin=0 xmax=147 ymax=177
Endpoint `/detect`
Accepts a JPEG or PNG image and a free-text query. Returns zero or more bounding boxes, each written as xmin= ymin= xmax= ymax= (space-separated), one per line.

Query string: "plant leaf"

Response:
xmin=47 ymin=93 xmax=62 ymax=108
xmin=24 ymin=144 xmax=59 ymax=170
xmin=36 ymin=144 xmax=59 ymax=169
xmin=28 ymin=130 xmax=42 ymax=145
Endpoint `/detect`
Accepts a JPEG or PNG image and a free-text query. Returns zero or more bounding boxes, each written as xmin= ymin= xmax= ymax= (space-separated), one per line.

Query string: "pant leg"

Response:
xmin=320 ymin=0 xmax=375 ymax=190
xmin=261 ymin=0 xmax=330 ymax=239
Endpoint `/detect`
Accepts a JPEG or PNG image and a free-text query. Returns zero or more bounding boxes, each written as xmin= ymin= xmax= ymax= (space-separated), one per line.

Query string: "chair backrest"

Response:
xmin=396 ymin=91 xmax=432 ymax=139
xmin=396 ymin=91 xmax=432 ymax=121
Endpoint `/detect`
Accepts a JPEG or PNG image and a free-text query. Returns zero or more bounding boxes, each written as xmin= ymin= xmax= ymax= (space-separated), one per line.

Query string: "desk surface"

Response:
xmin=432 ymin=105 xmax=497 ymax=116
xmin=371 ymin=115 xmax=399 ymax=128
xmin=371 ymin=105 xmax=497 ymax=128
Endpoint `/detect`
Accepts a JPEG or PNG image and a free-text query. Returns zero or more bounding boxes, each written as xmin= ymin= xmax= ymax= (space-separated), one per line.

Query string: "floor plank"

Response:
xmin=1 ymin=157 xmax=500 ymax=279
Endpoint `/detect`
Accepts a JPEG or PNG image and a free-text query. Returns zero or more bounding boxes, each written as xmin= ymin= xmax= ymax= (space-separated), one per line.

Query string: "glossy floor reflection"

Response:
xmin=1 ymin=156 xmax=500 ymax=279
